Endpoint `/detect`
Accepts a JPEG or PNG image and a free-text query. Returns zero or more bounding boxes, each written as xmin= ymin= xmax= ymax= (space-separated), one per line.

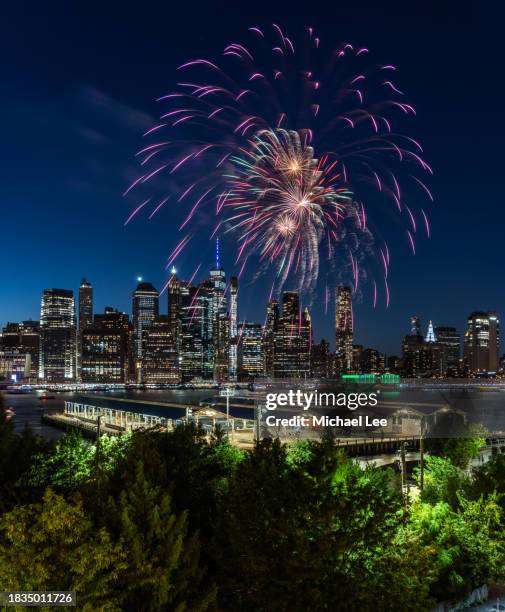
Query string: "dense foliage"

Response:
xmin=0 ymin=395 xmax=504 ymax=611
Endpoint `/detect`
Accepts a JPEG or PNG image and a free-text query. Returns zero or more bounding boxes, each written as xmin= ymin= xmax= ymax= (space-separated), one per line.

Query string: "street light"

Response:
xmin=220 ymin=386 xmax=235 ymax=439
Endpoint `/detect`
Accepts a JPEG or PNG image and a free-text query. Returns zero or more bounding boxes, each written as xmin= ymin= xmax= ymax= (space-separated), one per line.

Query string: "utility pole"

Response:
xmin=94 ymin=413 xmax=102 ymax=476
xmin=255 ymin=403 xmax=261 ymax=443
xmin=419 ymin=432 xmax=425 ymax=492
xmin=225 ymin=387 xmax=230 ymax=426
xmin=400 ymin=441 xmax=408 ymax=518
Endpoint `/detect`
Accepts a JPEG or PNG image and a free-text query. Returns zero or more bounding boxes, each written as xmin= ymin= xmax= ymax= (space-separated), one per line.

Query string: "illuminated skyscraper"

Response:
xmin=208 ymin=239 xmax=228 ymax=382
xmin=198 ymin=280 xmax=214 ymax=379
xmin=335 ymin=286 xmax=353 ymax=373
xmin=142 ymin=315 xmax=180 ymax=384
xmin=464 ymin=311 xmax=499 ymax=374
xmin=402 ymin=316 xmax=445 ymax=377
xmin=425 ymin=320 xmax=436 ymax=343
xmin=352 ymin=344 xmax=364 ymax=372
xmin=179 ymin=281 xmax=204 ymax=381
xmin=311 ymin=339 xmax=330 ymax=378
xmin=77 ymin=278 xmax=93 ymax=379
xmin=167 ymin=268 xmax=181 ymax=350
xmin=132 ymin=281 xmax=159 ymax=362
xmin=263 ymin=299 xmax=279 ymax=377
xmin=402 ymin=333 xmax=425 ymax=378
xmin=78 ymin=278 xmax=93 ymax=331
xmin=229 ymin=276 xmax=238 ymax=380
xmin=81 ymin=308 xmax=131 ymax=383
xmin=273 ymin=292 xmax=311 ymax=378
xmin=0 ymin=320 xmax=40 ymax=381
xmin=435 ymin=326 xmax=461 ymax=374
xmin=410 ymin=316 xmax=421 ymax=336
xmin=39 ymin=289 xmax=76 ymax=381
xmin=238 ymin=322 xmax=263 ymax=380
xmin=362 ymin=348 xmax=385 ymax=374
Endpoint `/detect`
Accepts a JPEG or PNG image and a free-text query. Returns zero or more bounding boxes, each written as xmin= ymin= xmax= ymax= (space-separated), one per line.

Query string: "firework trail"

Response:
xmin=125 ymin=24 xmax=432 ymax=306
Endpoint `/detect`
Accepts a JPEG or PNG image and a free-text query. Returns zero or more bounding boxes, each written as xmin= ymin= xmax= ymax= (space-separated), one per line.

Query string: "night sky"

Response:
xmin=1 ymin=1 xmax=504 ymax=356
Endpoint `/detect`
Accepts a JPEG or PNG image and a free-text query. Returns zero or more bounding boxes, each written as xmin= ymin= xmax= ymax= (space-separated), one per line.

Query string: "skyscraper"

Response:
xmin=132 ymin=280 xmax=159 ymax=364
xmin=179 ymin=281 xmax=204 ymax=382
xmin=352 ymin=344 xmax=364 ymax=373
xmin=78 ymin=278 xmax=93 ymax=331
xmin=167 ymin=268 xmax=181 ymax=350
xmin=402 ymin=316 xmax=425 ymax=378
xmin=311 ymin=339 xmax=330 ymax=378
xmin=273 ymin=292 xmax=311 ymax=378
xmin=229 ymin=276 xmax=238 ymax=381
xmin=238 ymin=322 xmax=264 ymax=380
xmin=77 ymin=278 xmax=93 ymax=379
xmin=142 ymin=315 xmax=180 ymax=385
xmin=464 ymin=311 xmax=499 ymax=374
xmin=81 ymin=308 xmax=131 ymax=383
xmin=39 ymin=289 xmax=76 ymax=381
xmin=435 ymin=326 xmax=461 ymax=374
xmin=425 ymin=320 xmax=436 ymax=343
xmin=208 ymin=240 xmax=228 ymax=382
xmin=263 ymin=299 xmax=279 ymax=377
xmin=410 ymin=316 xmax=421 ymax=336
xmin=362 ymin=348 xmax=385 ymax=374
xmin=335 ymin=286 xmax=353 ymax=373
xmin=198 ymin=281 xmax=215 ymax=380
xmin=0 ymin=320 xmax=40 ymax=381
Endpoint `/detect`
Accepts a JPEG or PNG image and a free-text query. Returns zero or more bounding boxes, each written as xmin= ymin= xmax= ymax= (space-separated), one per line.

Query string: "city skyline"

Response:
xmin=2 ymin=264 xmax=488 ymax=361
xmin=2 ymin=246 xmax=502 ymax=385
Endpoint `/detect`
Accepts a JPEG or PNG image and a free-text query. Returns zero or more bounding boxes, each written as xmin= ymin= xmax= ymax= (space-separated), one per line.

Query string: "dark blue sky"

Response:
xmin=1 ymin=1 xmax=504 ymax=356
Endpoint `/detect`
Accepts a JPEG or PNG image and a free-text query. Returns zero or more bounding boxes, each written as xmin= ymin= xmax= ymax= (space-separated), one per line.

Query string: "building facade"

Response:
xmin=435 ymin=326 xmax=461 ymax=375
xmin=167 ymin=269 xmax=181 ymax=351
xmin=132 ymin=281 xmax=159 ymax=380
xmin=77 ymin=278 xmax=93 ymax=379
xmin=238 ymin=322 xmax=263 ymax=380
xmin=273 ymin=292 xmax=311 ymax=378
xmin=0 ymin=320 xmax=40 ymax=381
xmin=335 ymin=286 xmax=353 ymax=373
xmin=229 ymin=276 xmax=238 ymax=381
xmin=464 ymin=311 xmax=499 ymax=374
xmin=81 ymin=308 xmax=131 ymax=383
xmin=208 ymin=244 xmax=228 ymax=383
xmin=39 ymin=289 xmax=76 ymax=382
xmin=179 ymin=281 xmax=204 ymax=382
xmin=263 ymin=299 xmax=279 ymax=377
xmin=142 ymin=315 xmax=179 ymax=384
xmin=361 ymin=348 xmax=385 ymax=374
xmin=311 ymin=339 xmax=331 ymax=378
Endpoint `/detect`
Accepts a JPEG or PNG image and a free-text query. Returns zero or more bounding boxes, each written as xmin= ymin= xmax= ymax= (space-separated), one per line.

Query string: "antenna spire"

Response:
xmin=215 ymin=238 xmax=220 ymax=269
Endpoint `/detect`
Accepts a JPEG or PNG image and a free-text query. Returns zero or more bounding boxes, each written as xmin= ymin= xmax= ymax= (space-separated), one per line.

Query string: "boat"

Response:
xmin=39 ymin=393 xmax=56 ymax=400
xmin=6 ymin=385 xmax=31 ymax=394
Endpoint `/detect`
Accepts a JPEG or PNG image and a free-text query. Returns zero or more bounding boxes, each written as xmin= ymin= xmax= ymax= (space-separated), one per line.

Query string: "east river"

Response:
xmin=4 ymin=383 xmax=505 ymax=442
xmin=3 ymin=389 xmax=216 ymax=440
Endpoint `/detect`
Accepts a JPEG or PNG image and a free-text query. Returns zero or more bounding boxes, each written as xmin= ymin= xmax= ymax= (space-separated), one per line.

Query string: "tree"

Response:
xmin=22 ymin=430 xmax=94 ymax=490
xmin=214 ymin=438 xmax=433 ymax=611
xmin=425 ymin=424 xmax=486 ymax=469
xmin=467 ymin=450 xmax=505 ymax=508
xmin=0 ymin=465 xmax=216 ymax=611
xmin=0 ymin=489 xmax=126 ymax=610
xmin=406 ymin=495 xmax=505 ymax=602
xmin=0 ymin=396 xmax=49 ymax=510
xmin=415 ymin=455 xmax=470 ymax=508
xmin=106 ymin=423 xmax=242 ymax=539
xmin=103 ymin=461 xmax=216 ymax=611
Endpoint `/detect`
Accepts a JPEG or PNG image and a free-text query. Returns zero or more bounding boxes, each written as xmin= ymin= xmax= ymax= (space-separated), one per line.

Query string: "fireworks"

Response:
xmin=225 ymin=129 xmax=353 ymax=293
xmin=125 ymin=24 xmax=432 ymax=306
